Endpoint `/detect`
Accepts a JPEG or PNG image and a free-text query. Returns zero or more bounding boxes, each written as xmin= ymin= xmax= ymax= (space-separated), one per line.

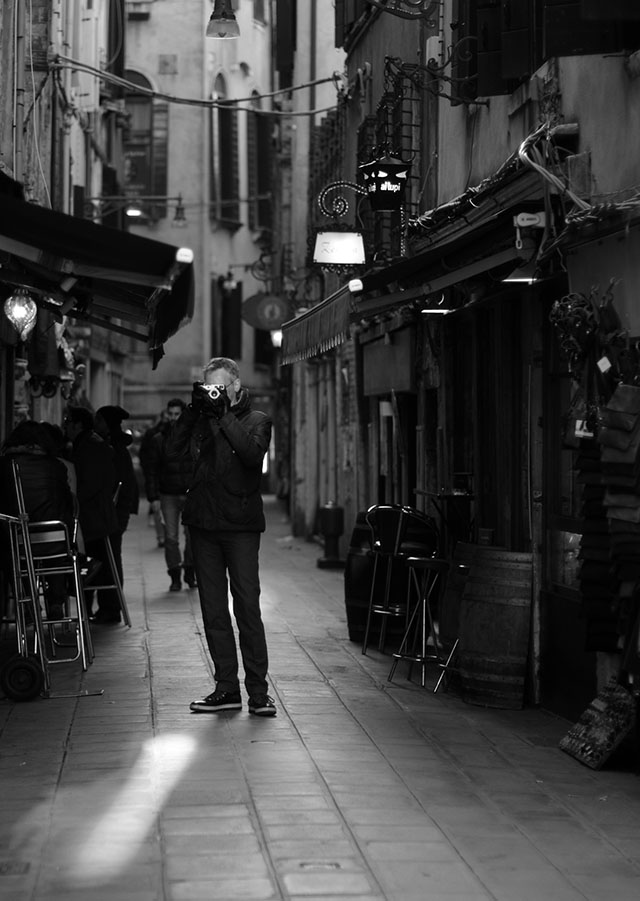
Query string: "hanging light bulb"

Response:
xmin=206 ymin=0 xmax=240 ymax=38
xmin=4 ymin=287 xmax=38 ymax=341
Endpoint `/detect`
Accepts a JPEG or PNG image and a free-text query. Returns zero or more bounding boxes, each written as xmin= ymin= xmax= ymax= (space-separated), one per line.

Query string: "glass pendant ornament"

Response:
xmin=4 ymin=287 xmax=38 ymax=341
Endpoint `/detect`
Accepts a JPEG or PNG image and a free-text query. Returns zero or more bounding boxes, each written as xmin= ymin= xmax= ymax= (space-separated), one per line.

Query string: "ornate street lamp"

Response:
xmin=358 ymin=154 xmax=411 ymax=212
xmin=206 ymin=0 xmax=240 ymax=38
xmin=312 ymin=181 xmax=368 ymax=269
xmin=4 ymin=286 xmax=38 ymax=341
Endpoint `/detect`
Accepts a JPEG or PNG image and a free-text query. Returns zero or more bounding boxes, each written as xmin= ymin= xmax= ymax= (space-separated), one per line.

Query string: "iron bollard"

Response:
xmin=317 ymin=502 xmax=345 ymax=569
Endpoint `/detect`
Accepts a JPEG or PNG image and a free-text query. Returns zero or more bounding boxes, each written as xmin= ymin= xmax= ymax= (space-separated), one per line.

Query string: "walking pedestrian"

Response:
xmin=165 ymin=357 xmax=276 ymax=716
xmin=145 ymin=398 xmax=196 ymax=592
xmin=139 ymin=411 xmax=167 ymax=548
xmin=64 ymin=406 xmax=120 ymax=624
xmin=94 ymin=405 xmax=139 ymax=608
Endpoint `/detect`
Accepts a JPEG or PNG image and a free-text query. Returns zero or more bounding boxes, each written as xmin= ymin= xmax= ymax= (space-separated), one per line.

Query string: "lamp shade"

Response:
xmin=358 ymin=155 xmax=411 ymax=211
xmin=206 ymin=0 xmax=240 ymax=37
xmin=313 ymin=231 xmax=366 ymax=266
xmin=4 ymin=287 xmax=38 ymax=341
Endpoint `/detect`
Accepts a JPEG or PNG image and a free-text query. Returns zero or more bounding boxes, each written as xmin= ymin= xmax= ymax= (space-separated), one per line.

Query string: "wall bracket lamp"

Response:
xmin=85 ymin=195 xmax=187 ymax=224
xmin=4 ymin=286 xmax=38 ymax=341
xmin=206 ymin=0 xmax=240 ymax=38
xmin=314 ymin=181 xmax=368 ymax=268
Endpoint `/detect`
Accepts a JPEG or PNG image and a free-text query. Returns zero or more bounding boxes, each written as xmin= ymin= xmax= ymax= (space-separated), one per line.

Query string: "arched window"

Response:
xmin=123 ymin=71 xmax=169 ymax=220
xmin=210 ymin=74 xmax=240 ymax=226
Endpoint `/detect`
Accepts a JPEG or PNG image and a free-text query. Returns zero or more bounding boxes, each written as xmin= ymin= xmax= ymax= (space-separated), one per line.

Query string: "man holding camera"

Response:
xmin=166 ymin=357 xmax=276 ymax=716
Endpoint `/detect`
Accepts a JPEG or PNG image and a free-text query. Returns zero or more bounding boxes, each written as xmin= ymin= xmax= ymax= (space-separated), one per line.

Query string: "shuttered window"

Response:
xmin=210 ymin=75 xmax=240 ymax=227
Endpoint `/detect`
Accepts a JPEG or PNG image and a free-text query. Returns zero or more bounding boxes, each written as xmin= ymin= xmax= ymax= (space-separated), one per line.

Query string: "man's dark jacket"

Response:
xmin=166 ymin=389 xmax=271 ymax=532
xmin=71 ymin=429 xmax=119 ymax=542
xmin=145 ymin=422 xmax=194 ymax=501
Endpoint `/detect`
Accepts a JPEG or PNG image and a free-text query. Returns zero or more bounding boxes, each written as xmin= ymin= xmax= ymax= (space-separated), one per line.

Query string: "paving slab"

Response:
xmin=1 ymin=497 xmax=640 ymax=900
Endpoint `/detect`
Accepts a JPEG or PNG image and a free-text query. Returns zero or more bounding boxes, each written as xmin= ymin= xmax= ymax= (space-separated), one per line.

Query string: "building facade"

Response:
xmin=279 ymin=0 xmax=640 ymax=719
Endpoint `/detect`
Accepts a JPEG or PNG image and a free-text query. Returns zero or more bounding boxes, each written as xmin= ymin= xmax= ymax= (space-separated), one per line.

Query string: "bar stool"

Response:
xmin=388 ymin=555 xmax=450 ymax=689
xmin=361 ymin=505 xmax=439 ymax=656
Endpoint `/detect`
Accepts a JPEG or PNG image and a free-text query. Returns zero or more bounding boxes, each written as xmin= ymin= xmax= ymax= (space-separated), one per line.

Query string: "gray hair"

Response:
xmin=203 ymin=357 xmax=239 ymax=380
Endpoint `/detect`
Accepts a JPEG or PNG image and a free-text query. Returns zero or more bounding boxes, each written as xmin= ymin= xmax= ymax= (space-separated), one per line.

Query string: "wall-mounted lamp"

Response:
xmin=358 ymin=154 xmax=411 ymax=212
xmin=85 ymin=194 xmax=187 ymax=225
xmin=313 ymin=231 xmax=366 ymax=266
xmin=206 ymin=0 xmax=240 ymax=38
xmin=4 ymin=286 xmax=38 ymax=341
xmin=365 ymin=0 xmax=440 ymax=21
xmin=313 ymin=180 xmax=368 ymax=269
xmin=502 ymin=211 xmax=547 ymax=285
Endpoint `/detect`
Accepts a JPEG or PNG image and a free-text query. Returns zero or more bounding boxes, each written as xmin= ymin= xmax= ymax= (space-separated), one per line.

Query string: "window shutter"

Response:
xmin=222 ymin=281 xmax=242 ymax=359
xmin=477 ymin=2 xmax=509 ymax=96
xmin=581 ymin=0 xmax=640 ymax=19
xmin=256 ymin=114 xmax=273 ymax=231
xmin=335 ymin=0 xmax=347 ymax=47
xmin=501 ymin=0 xmax=535 ymax=81
xmin=247 ymin=110 xmax=258 ymax=231
xmin=544 ymin=1 xmax=640 ymax=57
xmin=219 ymin=102 xmax=240 ymax=224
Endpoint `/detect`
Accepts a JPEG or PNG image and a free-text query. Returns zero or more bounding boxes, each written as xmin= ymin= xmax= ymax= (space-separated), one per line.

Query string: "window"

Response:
xmin=210 ymin=75 xmax=240 ymax=226
xmin=247 ymin=92 xmax=273 ymax=233
xmin=123 ymin=71 xmax=168 ymax=220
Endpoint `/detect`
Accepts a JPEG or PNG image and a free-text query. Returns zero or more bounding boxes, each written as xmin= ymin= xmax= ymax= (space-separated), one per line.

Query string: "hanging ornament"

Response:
xmin=4 ymin=287 xmax=38 ymax=341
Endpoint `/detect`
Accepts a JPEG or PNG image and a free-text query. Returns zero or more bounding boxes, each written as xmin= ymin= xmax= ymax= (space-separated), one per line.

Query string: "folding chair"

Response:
xmin=0 ymin=460 xmax=102 ymax=701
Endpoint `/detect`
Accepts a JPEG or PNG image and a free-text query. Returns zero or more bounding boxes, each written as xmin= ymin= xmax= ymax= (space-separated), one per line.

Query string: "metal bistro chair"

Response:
xmin=362 ymin=504 xmax=439 ymax=656
xmin=0 ymin=460 xmax=99 ymax=700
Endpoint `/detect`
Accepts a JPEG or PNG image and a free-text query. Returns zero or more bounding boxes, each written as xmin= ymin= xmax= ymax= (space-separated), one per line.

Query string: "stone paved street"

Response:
xmin=1 ymin=497 xmax=639 ymax=900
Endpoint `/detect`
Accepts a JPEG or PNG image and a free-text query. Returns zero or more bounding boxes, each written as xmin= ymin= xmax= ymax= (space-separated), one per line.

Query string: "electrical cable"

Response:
xmin=53 ymin=56 xmax=343 ymax=112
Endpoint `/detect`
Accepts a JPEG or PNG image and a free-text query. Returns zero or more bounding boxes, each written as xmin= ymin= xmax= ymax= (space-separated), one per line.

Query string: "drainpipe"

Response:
xmin=14 ymin=0 xmax=26 ymax=180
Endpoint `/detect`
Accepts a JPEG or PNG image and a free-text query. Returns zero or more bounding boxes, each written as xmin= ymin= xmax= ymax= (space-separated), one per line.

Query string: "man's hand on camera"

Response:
xmin=190 ymin=382 xmax=205 ymax=413
xmin=201 ymin=386 xmax=230 ymax=419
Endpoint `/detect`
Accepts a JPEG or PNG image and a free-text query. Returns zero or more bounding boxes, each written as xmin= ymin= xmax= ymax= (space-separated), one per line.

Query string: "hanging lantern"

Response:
xmin=358 ymin=154 xmax=411 ymax=212
xmin=4 ymin=287 xmax=38 ymax=341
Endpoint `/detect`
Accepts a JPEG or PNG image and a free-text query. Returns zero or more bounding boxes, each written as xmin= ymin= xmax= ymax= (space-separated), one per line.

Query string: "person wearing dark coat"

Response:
xmin=145 ymin=398 xmax=195 ymax=592
xmin=139 ymin=412 xmax=167 ymax=548
xmin=64 ymin=406 xmax=120 ymax=624
xmin=0 ymin=420 xmax=75 ymax=618
xmin=165 ymin=357 xmax=275 ymax=716
xmin=94 ymin=405 xmax=140 ymax=619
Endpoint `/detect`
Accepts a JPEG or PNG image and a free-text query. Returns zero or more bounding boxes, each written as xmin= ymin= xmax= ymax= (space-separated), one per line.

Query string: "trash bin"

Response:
xmin=343 ymin=511 xmax=373 ymax=642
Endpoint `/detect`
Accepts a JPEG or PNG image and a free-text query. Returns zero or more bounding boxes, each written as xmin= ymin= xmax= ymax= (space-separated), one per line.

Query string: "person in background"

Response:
xmin=165 ymin=357 xmax=276 ymax=716
xmin=145 ymin=398 xmax=196 ymax=592
xmin=94 ymin=405 xmax=139 ymax=609
xmin=64 ymin=406 xmax=120 ymax=624
xmin=0 ymin=420 xmax=75 ymax=619
xmin=139 ymin=411 xmax=167 ymax=548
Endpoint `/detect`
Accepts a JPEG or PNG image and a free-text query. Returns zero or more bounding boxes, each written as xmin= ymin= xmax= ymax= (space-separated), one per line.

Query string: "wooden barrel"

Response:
xmin=438 ymin=542 xmax=479 ymax=653
xmin=457 ymin=549 xmax=532 ymax=709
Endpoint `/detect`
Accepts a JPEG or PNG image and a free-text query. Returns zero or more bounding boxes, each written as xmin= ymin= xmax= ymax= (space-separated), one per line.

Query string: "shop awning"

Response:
xmin=0 ymin=174 xmax=194 ymax=368
xmin=281 ymin=286 xmax=354 ymax=365
xmin=281 ymin=166 xmax=544 ymax=365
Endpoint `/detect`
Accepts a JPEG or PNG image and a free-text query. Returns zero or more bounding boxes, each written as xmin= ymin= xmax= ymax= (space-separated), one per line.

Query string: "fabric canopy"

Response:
xmin=0 ymin=173 xmax=194 ymax=367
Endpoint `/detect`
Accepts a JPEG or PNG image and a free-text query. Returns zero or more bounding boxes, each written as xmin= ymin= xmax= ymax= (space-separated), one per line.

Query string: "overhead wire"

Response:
xmin=52 ymin=56 xmax=343 ymax=115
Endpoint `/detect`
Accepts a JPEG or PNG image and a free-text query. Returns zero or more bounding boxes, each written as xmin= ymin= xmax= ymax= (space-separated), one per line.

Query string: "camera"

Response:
xmin=201 ymin=383 xmax=226 ymax=400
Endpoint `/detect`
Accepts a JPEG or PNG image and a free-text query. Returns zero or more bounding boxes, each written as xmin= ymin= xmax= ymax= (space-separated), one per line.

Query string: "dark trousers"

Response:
xmin=188 ymin=526 xmax=268 ymax=697
xmin=84 ymin=531 xmax=122 ymax=617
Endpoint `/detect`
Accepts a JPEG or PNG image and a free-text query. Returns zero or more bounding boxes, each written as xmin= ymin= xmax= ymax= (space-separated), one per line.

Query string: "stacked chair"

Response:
xmin=0 ymin=460 xmax=99 ymax=701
